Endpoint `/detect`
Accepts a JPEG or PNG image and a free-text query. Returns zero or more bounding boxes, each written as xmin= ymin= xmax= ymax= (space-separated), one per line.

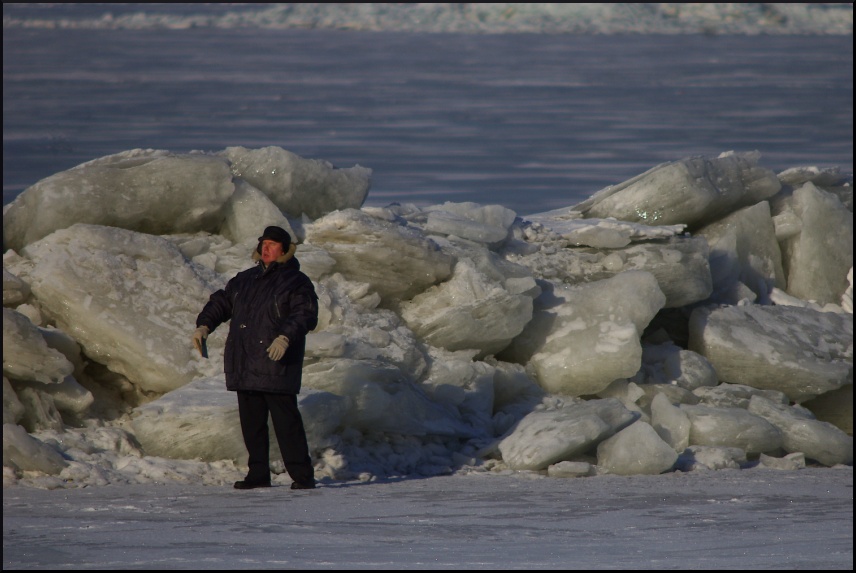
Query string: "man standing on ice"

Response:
xmin=192 ymin=226 xmax=319 ymax=490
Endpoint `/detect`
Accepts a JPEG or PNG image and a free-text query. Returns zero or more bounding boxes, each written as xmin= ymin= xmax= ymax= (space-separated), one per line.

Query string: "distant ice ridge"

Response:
xmin=3 ymin=145 xmax=852 ymax=490
xmin=2 ymin=3 xmax=853 ymax=35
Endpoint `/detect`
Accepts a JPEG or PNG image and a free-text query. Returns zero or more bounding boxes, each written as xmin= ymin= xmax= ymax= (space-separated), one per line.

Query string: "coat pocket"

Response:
xmin=223 ymin=336 xmax=235 ymax=374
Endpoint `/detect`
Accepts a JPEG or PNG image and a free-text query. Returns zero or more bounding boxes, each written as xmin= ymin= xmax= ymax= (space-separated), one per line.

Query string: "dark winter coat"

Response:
xmin=196 ymin=247 xmax=318 ymax=394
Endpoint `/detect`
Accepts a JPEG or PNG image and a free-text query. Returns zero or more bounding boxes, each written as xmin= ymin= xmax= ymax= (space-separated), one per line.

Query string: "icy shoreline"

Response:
xmin=3 ymin=3 xmax=853 ymax=35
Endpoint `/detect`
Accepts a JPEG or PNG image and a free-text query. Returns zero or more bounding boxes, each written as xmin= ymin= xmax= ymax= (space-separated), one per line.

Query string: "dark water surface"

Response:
xmin=3 ymin=28 xmax=852 ymax=214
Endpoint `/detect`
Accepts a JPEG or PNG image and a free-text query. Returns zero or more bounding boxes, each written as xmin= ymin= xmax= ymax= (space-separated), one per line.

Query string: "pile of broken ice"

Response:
xmin=3 ymin=146 xmax=852 ymax=488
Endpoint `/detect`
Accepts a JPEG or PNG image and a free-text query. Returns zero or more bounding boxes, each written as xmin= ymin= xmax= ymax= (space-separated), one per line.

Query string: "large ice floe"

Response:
xmin=3 ymin=147 xmax=852 ymax=489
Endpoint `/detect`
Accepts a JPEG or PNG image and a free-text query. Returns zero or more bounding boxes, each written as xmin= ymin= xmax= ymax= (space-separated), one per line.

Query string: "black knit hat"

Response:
xmin=257 ymin=226 xmax=292 ymax=247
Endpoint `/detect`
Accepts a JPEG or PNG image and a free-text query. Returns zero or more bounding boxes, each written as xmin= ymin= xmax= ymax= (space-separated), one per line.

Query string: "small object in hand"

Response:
xmin=192 ymin=325 xmax=209 ymax=358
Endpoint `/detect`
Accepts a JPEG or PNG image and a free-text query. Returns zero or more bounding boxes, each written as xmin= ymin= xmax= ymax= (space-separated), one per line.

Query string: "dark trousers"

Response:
xmin=237 ymin=390 xmax=314 ymax=485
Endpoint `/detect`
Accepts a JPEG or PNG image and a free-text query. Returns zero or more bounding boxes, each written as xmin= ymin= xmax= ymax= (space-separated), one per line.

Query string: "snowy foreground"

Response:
xmin=3 ymin=467 xmax=853 ymax=571
xmin=2 ymin=147 xmax=853 ymax=494
xmin=3 ymin=468 xmax=853 ymax=569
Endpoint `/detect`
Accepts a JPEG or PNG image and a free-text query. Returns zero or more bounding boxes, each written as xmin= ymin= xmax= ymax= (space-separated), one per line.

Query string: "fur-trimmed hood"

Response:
xmin=252 ymin=242 xmax=297 ymax=265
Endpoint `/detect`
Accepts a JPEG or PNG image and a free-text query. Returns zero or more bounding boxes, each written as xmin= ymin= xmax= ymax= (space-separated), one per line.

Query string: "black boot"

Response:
xmin=290 ymin=480 xmax=316 ymax=490
xmin=234 ymin=478 xmax=271 ymax=490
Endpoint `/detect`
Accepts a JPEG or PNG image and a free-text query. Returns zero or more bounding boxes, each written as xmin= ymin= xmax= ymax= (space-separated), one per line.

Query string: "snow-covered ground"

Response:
xmin=3 ymin=468 xmax=853 ymax=570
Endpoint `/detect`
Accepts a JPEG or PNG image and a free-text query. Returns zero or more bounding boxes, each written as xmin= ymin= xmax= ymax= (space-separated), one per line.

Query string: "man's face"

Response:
xmin=261 ymin=239 xmax=284 ymax=265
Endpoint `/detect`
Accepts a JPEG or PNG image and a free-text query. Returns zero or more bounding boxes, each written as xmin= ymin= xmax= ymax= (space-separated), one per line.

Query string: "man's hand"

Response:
xmin=267 ymin=335 xmax=289 ymax=361
xmin=192 ymin=325 xmax=209 ymax=358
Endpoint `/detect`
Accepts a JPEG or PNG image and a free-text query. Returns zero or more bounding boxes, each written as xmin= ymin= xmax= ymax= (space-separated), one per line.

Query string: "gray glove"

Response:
xmin=267 ymin=335 xmax=289 ymax=361
xmin=192 ymin=325 xmax=209 ymax=358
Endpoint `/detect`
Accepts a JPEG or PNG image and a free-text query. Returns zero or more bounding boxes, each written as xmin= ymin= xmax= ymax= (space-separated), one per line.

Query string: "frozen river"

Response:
xmin=3 ymin=27 xmax=852 ymax=214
